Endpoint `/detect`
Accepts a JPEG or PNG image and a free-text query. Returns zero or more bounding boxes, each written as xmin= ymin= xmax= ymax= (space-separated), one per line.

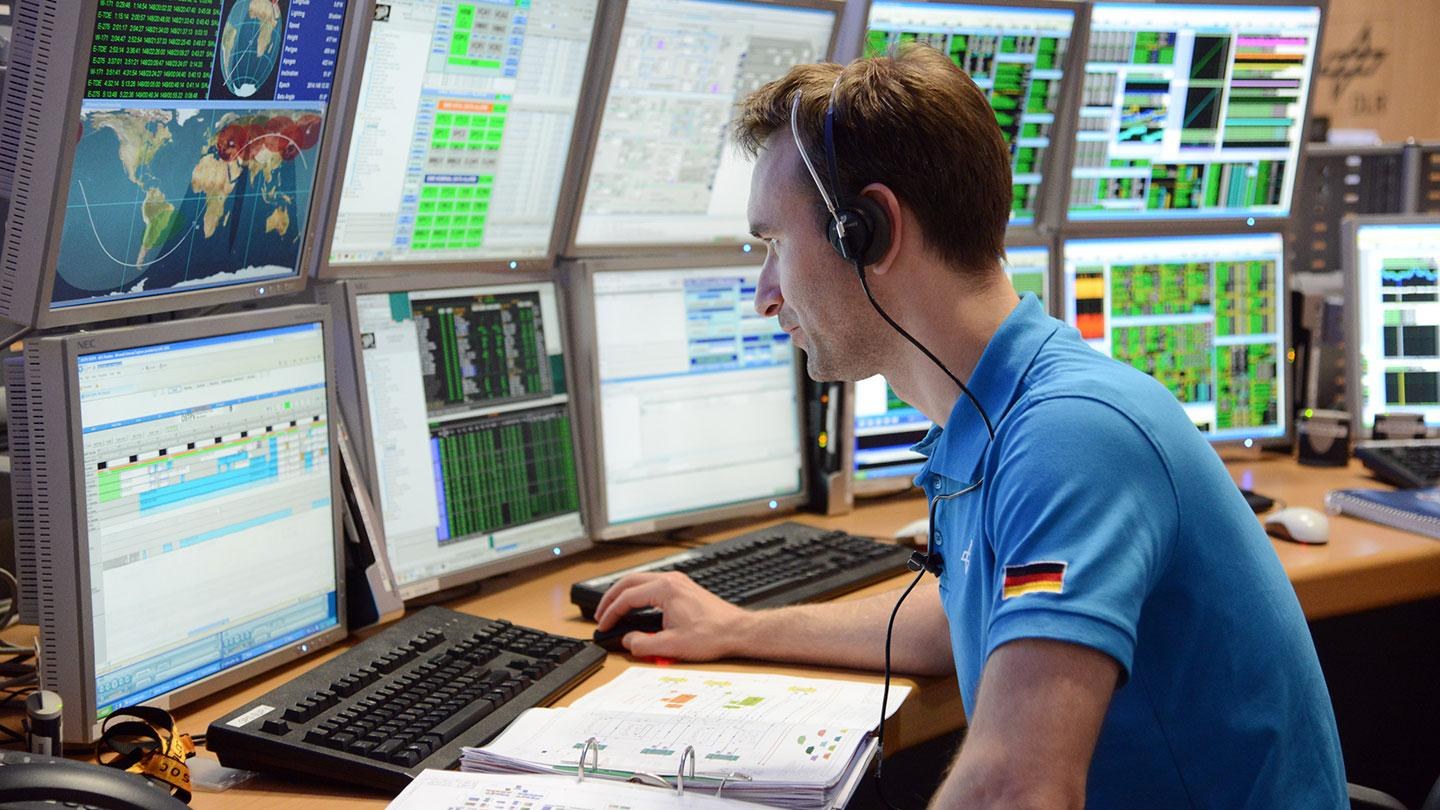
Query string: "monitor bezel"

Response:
xmin=41 ymin=305 xmax=347 ymax=743
xmin=314 ymin=1 xmax=611 ymax=279
xmin=848 ymin=234 xmax=1060 ymax=496
xmin=326 ymin=270 xmax=594 ymax=602
xmin=1058 ymin=227 xmax=1293 ymax=449
xmin=1341 ymin=213 xmax=1440 ymax=438
xmin=850 ymin=0 xmax=1092 ymax=240
xmin=7 ymin=0 xmax=371 ymax=330
xmin=568 ymin=253 xmax=811 ymax=540
xmin=558 ymin=0 xmax=845 ymax=259
xmin=1056 ymin=0 xmax=1329 ymax=235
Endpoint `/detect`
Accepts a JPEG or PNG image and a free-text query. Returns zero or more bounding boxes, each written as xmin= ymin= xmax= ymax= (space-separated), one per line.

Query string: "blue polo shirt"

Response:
xmin=913 ymin=294 xmax=1345 ymax=807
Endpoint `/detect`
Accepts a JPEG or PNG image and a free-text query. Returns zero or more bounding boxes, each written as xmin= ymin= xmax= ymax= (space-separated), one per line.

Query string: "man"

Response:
xmin=595 ymin=46 xmax=1346 ymax=808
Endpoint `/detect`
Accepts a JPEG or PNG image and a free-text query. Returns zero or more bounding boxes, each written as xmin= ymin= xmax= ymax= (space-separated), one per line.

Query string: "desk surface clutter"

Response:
xmin=2 ymin=456 xmax=1429 ymax=810
xmin=0 ymin=455 xmax=1428 ymax=801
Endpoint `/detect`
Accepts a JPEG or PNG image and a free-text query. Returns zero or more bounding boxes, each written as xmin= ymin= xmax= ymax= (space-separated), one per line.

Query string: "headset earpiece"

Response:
xmin=827 ymin=195 xmax=892 ymax=268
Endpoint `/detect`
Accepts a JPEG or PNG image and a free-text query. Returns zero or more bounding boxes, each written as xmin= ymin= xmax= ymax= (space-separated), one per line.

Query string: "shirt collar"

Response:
xmin=911 ymin=293 xmax=1058 ymax=485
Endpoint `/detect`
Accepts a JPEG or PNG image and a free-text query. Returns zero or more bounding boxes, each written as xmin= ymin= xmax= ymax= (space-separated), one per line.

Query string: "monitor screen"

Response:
xmin=854 ymin=246 xmax=1049 ymax=482
xmin=1349 ymin=221 xmax=1440 ymax=430
xmin=353 ymin=281 xmax=585 ymax=598
xmin=52 ymin=0 xmax=352 ymax=312
xmin=1067 ymin=2 xmax=1320 ymax=223
xmin=571 ymin=0 xmax=836 ymax=250
xmin=591 ymin=264 xmax=804 ymax=533
xmin=327 ymin=0 xmax=599 ymax=267
xmin=864 ymin=2 xmax=1077 ymax=227
xmin=76 ymin=320 xmax=338 ymax=723
xmin=1062 ymin=232 xmax=1286 ymax=442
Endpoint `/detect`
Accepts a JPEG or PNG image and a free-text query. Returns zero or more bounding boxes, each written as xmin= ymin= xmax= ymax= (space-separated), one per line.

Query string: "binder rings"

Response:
xmin=459 ymin=668 xmax=909 ymax=810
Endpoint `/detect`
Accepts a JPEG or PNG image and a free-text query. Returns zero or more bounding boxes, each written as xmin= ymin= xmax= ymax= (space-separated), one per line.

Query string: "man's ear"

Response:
xmin=860 ymin=183 xmax=903 ymax=276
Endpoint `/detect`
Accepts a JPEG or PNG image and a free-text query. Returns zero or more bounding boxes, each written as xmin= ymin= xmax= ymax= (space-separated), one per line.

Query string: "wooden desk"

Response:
xmin=87 ymin=457 xmax=1440 ymax=806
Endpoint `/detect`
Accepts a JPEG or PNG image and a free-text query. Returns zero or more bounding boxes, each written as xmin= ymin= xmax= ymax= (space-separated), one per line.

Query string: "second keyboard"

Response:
xmin=206 ymin=606 xmax=605 ymax=791
xmin=571 ymin=522 xmax=913 ymax=619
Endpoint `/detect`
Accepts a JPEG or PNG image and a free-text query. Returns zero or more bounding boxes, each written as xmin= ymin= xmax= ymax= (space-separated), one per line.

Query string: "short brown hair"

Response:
xmin=733 ymin=44 xmax=1011 ymax=273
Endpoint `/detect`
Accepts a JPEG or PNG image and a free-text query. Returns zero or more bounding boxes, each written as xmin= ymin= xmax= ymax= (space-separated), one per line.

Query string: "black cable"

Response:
xmin=875 ymin=480 xmax=983 ymax=809
xmin=854 ymin=262 xmax=996 ymax=440
xmin=873 ymin=563 xmax=927 ymax=810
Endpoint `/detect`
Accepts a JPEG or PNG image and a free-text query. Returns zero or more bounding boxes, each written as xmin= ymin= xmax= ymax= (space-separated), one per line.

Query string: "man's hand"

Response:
xmin=593 ymin=572 xmax=753 ymax=660
xmin=592 ymin=570 xmax=956 ymax=676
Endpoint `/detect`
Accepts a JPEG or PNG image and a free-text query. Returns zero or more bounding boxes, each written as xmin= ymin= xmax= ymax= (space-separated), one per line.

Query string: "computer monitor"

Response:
xmin=573 ymin=258 xmax=807 ymax=538
xmin=862 ymin=0 xmax=1084 ymax=229
xmin=1061 ymin=231 xmax=1288 ymax=445
xmin=0 ymin=1 xmax=366 ymax=329
xmin=5 ymin=306 xmax=344 ymax=744
xmin=1066 ymin=1 xmax=1322 ymax=226
xmin=1344 ymin=216 xmax=1440 ymax=434
xmin=321 ymin=274 xmax=590 ymax=601
xmin=852 ymin=245 xmax=1051 ymax=490
xmin=566 ymin=0 xmax=839 ymax=254
xmin=322 ymin=0 xmax=602 ymax=272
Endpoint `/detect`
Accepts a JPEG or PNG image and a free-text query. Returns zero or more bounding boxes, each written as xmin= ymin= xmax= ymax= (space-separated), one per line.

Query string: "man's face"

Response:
xmin=748 ymin=132 xmax=887 ymax=382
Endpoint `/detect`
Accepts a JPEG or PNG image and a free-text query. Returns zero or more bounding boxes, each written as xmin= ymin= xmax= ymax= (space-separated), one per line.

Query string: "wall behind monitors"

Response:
xmin=324 ymin=0 xmax=601 ymax=271
xmin=1344 ymin=217 xmax=1440 ymax=433
xmin=566 ymin=0 xmax=839 ymax=254
xmin=1066 ymin=2 xmax=1322 ymax=226
xmin=1061 ymin=231 xmax=1287 ymax=445
xmin=0 ymin=0 xmax=366 ymax=329
xmin=573 ymin=259 xmax=806 ymax=537
xmin=853 ymin=245 xmax=1051 ymax=489
xmin=862 ymin=0 xmax=1083 ymax=230
xmin=323 ymin=275 xmax=589 ymax=601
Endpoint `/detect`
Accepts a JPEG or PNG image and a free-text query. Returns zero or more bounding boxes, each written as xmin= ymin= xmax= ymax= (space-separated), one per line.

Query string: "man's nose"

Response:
xmin=755 ymin=256 xmax=783 ymax=317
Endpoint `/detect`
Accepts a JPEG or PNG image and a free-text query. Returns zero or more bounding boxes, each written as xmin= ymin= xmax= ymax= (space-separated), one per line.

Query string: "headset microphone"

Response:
xmin=907 ymin=549 xmax=944 ymax=577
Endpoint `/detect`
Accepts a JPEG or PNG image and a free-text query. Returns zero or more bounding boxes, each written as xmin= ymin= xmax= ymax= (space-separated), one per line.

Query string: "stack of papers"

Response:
xmin=460 ymin=668 xmax=909 ymax=809
xmin=388 ymin=770 xmax=757 ymax=809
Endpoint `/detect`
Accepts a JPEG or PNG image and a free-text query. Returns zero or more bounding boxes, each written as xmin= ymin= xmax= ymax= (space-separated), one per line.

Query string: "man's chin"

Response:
xmin=802 ymin=351 xmax=863 ymax=384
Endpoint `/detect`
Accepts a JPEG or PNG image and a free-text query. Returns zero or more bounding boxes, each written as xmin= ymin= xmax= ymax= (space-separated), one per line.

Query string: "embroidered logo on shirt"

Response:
xmin=1002 ymin=561 xmax=1067 ymax=599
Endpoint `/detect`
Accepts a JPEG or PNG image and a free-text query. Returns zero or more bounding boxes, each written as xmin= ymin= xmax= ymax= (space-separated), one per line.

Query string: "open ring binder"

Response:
xmin=462 ymin=668 xmax=904 ymax=808
xmin=575 ymin=737 xmax=600 ymax=783
xmin=567 ymin=737 xmax=758 ymax=799
xmin=676 ymin=745 xmax=696 ymax=795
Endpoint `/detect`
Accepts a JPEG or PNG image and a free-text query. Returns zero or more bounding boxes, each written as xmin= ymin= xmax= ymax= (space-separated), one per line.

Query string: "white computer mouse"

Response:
xmin=1263 ymin=507 xmax=1330 ymax=545
xmin=893 ymin=517 xmax=930 ymax=546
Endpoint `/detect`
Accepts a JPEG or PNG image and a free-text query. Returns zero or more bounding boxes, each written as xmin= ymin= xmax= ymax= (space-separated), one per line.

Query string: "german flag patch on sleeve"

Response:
xmin=1002 ymin=561 xmax=1067 ymax=600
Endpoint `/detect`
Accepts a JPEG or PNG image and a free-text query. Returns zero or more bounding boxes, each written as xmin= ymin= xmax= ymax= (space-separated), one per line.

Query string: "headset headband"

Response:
xmin=789 ymin=82 xmax=846 ymax=242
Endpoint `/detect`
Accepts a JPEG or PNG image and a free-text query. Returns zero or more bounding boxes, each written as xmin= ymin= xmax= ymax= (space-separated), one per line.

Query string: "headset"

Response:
xmin=787 ymin=83 xmax=996 ymax=442
xmin=788 ymin=73 xmax=999 ymax=809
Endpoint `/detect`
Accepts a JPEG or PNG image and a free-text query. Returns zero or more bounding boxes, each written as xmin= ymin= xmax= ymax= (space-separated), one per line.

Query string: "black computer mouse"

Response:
xmin=592 ymin=608 xmax=665 ymax=652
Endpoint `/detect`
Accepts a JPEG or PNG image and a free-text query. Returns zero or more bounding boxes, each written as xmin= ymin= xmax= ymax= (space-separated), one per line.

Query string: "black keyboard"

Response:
xmin=1356 ymin=439 xmax=1440 ymax=488
xmin=571 ymin=522 xmax=913 ymax=619
xmin=206 ymin=606 xmax=605 ymax=791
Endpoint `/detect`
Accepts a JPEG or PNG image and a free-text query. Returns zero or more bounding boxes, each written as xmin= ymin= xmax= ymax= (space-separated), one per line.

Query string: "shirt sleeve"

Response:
xmin=982 ymin=395 xmax=1178 ymax=680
